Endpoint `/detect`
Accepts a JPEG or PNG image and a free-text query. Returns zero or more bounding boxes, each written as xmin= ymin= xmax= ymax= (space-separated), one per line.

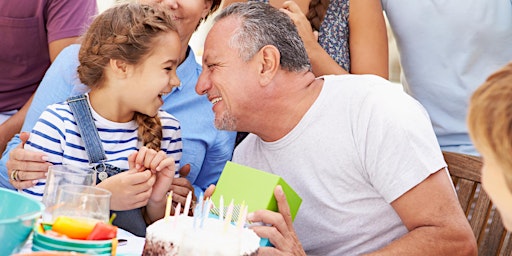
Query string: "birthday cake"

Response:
xmin=143 ymin=192 xmax=260 ymax=256
xmin=142 ymin=215 xmax=260 ymax=256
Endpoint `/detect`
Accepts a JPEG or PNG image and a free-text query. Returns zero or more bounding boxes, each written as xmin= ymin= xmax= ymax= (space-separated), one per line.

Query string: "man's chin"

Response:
xmin=214 ymin=117 xmax=237 ymax=131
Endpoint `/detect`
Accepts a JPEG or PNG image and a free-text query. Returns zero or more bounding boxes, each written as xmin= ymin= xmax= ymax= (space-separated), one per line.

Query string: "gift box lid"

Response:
xmin=211 ymin=161 xmax=302 ymax=221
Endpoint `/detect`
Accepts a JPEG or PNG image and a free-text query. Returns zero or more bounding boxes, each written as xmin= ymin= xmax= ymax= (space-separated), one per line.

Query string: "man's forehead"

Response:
xmin=205 ymin=18 xmax=236 ymax=51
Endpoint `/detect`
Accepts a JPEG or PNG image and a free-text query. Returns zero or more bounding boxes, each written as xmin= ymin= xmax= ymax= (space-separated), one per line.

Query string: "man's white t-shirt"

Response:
xmin=234 ymin=75 xmax=447 ymax=255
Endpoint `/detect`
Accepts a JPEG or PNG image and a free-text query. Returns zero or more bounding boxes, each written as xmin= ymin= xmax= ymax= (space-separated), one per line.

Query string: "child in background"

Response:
xmin=467 ymin=62 xmax=512 ymax=231
xmin=21 ymin=3 xmax=183 ymax=236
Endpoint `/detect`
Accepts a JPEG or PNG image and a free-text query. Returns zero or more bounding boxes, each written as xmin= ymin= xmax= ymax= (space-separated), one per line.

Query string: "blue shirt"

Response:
xmin=0 ymin=44 xmax=236 ymax=194
xmin=382 ymin=0 xmax=512 ymax=155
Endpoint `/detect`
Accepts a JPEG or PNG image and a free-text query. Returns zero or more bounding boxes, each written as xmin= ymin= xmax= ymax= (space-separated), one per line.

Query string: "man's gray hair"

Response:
xmin=215 ymin=2 xmax=311 ymax=72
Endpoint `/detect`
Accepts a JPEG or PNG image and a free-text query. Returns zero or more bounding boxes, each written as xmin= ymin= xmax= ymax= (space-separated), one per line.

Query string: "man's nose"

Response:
xmin=195 ymin=71 xmax=210 ymax=95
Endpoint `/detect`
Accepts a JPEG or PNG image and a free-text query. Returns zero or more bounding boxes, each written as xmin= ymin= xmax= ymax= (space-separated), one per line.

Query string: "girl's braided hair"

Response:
xmin=78 ymin=3 xmax=177 ymax=150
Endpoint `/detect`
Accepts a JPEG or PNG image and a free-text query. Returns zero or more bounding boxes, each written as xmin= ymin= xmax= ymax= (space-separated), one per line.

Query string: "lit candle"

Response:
xmin=183 ymin=191 xmax=192 ymax=216
xmin=164 ymin=191 xmax=173 ymax=220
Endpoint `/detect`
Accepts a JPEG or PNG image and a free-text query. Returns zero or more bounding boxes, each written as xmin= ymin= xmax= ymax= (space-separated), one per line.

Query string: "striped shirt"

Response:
xmin=22 ymin=98 xmax=182 ymax=199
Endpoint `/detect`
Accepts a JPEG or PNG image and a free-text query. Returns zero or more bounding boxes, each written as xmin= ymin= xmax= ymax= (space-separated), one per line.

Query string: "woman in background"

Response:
xmin=223 ymin=0 xmax=389 ymax=78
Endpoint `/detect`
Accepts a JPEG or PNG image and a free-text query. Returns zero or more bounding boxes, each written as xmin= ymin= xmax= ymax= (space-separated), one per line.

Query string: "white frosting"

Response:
xmin=145 ymin=215 xmax=260 ymax=256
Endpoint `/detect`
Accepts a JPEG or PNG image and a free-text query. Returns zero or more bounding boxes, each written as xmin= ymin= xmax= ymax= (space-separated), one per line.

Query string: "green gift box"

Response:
xmin=211 ymin=161 xmax=302 ymax=221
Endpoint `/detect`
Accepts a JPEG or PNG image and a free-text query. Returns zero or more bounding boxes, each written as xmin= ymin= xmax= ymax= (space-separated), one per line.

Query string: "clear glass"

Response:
xmin=52 ymin=184 xmax=111 ymax=223
xmin=42 ymin=165 xmax=96 ymax=222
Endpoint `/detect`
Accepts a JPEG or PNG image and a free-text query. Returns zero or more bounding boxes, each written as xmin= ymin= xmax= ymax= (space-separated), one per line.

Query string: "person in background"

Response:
xmin=0 ymin=0 xmax=97 ymax=155
xmin=382 ymin=0 xmax=512 ymax=156
xmin=224 ymin=0 xmax=388 ymax=145
xmin=223 ymin=0 xmax=389 ymax=78
xmin=467 ymin=62 xmax=512 ymax=231
xmin=1 ymin=0 xmax=234 ymax=210
xmin=22 ymin=3 xmax=182 ymax=236
xmin=196 ymin=3 xmax=476 ymax=255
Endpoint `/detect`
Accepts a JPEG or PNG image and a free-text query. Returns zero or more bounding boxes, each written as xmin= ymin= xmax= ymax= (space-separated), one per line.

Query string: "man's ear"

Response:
xmin=109 ymin=58 xmax=129 ymax=78
xmin=258 ymin=45 xmax=280 ymax=86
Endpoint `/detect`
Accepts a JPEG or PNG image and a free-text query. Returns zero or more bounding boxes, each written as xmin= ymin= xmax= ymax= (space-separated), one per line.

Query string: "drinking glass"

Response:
xmin=52 ymin=184 xmax=111 ymax=223
xmin=42 ymin=165 xmax=96 ymax=222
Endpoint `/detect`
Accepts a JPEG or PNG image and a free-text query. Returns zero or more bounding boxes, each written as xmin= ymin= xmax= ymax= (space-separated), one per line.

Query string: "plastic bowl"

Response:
xmin=0 ymin=187 xmax=44 ymax=255
xmin=32 ymin=228 xmax=112 ymax=255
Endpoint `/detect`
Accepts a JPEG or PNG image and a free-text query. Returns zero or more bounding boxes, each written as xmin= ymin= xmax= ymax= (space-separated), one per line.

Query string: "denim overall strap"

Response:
xmin=66 ymin=94 xmax=107 ymax=164
xmin=66 ymin=94 xmax=147 ymax=237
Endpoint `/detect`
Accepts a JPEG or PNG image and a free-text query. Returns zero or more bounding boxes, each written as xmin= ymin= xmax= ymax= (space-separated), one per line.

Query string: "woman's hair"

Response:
xmin=78 ymin=3 xmax=177 ymax=150
xmin=468 ymin=62 xmax=512 ymax=192
xmin=215 ymin=2 xmax=311 ymax=72
xmin=207 ymin=0 xmax=222 ymax=21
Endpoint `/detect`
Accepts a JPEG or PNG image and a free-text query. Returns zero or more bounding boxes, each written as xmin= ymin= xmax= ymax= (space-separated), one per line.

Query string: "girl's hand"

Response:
xmin=129 ymin=149 xmax=174 ymax=202
xmin=96 ymin=165 xmax=155 ymax=211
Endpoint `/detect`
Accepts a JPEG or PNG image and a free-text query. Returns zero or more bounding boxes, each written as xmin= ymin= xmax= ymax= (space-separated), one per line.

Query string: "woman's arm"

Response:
xmin=280 ymin=0 xmax=388 ymax=78
xmin=348 ymin=0 xmax=388 ymax=79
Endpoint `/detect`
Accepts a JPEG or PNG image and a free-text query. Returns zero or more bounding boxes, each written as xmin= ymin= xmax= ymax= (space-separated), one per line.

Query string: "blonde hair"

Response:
xmin=78 ymin=3 xmax=177 ymax=150
xmin=468 ymin=62 xmax=512 ymax=192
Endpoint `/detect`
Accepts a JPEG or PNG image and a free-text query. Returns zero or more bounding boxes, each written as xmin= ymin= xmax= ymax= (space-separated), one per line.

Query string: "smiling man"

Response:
xmin=195 ymin=2 xmax=477 ymax=255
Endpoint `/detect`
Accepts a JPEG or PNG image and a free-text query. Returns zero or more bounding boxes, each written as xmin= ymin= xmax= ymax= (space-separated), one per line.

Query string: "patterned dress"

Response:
xmin=250 ymin=0 xmax=350 ymax=71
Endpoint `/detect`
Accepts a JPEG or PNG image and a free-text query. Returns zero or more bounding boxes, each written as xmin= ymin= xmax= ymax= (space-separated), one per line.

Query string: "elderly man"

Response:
xmin=195 ymin=2 xmax=477 ymax=255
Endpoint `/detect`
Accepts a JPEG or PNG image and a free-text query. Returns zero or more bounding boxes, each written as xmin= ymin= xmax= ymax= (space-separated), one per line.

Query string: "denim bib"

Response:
xmin=67 ymin=94 xmax=147 ymax=236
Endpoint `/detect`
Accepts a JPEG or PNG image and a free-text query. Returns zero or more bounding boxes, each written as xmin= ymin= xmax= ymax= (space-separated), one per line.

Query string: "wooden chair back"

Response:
xmin=443 ymin=151 xmax=512 ymax=256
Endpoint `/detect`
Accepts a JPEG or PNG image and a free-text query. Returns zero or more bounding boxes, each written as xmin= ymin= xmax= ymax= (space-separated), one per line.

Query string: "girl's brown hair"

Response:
xmin=78 ymin=3 xmax=177 ymax=150
xmin=468 ymin=62 xmax=512 ymax=192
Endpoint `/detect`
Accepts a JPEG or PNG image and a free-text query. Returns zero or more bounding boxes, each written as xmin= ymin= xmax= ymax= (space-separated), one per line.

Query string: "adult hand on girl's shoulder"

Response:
xmin=7 ymin=132 xmax=52 ymax=189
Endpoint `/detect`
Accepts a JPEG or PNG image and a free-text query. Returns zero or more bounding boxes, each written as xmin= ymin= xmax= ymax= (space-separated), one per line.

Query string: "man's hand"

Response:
xmin=247 ymin=185 xmax=306 ymax=256
xmin=171 ymin=164 xmax=196 ymax=215
xmin=7 ymin=132 xmax=52 ymax=189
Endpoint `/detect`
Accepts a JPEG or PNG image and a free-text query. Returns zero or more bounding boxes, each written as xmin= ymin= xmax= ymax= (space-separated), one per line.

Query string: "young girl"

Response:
xmin=467 ymin=62 xmax=512 ymax=231
xmin=22 ymin=3 xmax=182 ymax=236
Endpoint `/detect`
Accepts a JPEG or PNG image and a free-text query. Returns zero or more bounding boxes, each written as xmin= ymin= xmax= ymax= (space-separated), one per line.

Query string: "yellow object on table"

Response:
xmin=51 ymin=216 xmax=97 ymax=239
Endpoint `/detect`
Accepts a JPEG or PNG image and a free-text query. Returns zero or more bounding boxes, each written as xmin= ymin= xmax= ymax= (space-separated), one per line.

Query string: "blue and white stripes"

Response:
xmin=21 ymin=101 xmax=182 ymax=200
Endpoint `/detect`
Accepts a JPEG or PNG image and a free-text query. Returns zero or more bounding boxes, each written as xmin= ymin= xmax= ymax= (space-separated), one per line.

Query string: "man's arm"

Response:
xmin=365 ymin=169 xmax=477 ymax=255
xmin=0 ymin=95 xmax=33 ymax=155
